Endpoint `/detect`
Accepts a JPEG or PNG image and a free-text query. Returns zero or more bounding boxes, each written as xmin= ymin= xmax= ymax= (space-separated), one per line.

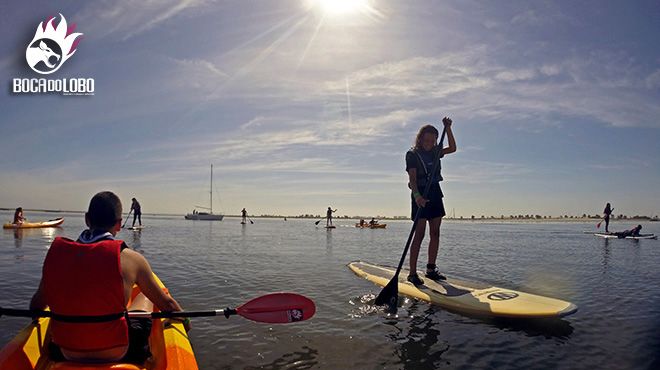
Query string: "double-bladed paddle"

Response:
xmin=374 ymin=122 xmax=448 ymax=311
xmin=0 ymin=293 xmax=316 ymax=324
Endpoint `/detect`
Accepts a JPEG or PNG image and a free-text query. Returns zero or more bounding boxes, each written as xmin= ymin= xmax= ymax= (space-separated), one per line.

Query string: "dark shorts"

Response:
xmin=49 ymin=315 xmax=152 ymax=364
xmin=124 ymin=315 xmax=152 ymax=363
xmin=411 ymin=184 xmax=446 ymax=220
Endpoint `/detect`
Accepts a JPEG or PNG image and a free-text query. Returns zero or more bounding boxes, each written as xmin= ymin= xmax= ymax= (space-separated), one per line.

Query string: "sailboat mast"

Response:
xmin=210 ymin=164 xmax=213 ymax=214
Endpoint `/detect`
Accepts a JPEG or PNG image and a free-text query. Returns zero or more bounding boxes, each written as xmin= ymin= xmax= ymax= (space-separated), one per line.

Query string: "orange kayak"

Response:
xmin=0 ymin=274 xmax=198 ymax=370
xmin=3 ymin=218 xmax=64 ymax=229
xmin=355 ymin=223 xmax=387 ymax=229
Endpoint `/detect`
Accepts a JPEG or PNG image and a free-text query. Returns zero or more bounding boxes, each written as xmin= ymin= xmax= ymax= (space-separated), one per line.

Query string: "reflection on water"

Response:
xmin=129 ymin=229 xmax=142 ymax=252
xmin=245 ymin=346 xmax=319 ymax=370
xmin=389 ymin=304 xmax=450 ymax=370
xmin=326 ymin=228 xmax=333 ymax=253
xmin=601 ymin=239 xmax=610 ymax=273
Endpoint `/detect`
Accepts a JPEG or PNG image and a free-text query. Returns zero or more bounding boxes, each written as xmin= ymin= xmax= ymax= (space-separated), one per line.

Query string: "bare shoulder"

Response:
xmin=120 ymin=248 xmax=147 ymax=265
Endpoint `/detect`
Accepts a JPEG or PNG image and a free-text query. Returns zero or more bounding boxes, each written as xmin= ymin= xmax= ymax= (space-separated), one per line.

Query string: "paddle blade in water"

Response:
xmin=374 ymin=278 xmax=399 ymax=309
xmin=236 ymin=293 xmax=316 ymax=323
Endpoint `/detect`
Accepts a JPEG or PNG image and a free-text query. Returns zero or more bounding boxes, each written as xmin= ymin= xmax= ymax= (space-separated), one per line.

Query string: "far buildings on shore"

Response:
xmin=254 ymin=213 xmax=660 ymax=221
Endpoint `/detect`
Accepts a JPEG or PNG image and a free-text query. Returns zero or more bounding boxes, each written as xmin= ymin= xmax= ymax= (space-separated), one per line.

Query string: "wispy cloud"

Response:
xmin=75 ymin=0 xmax=213 ymax=41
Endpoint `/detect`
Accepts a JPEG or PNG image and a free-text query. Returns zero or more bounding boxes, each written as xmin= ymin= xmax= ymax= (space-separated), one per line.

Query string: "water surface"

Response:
xmin=1 ymin=211 xmax=659 ymax=369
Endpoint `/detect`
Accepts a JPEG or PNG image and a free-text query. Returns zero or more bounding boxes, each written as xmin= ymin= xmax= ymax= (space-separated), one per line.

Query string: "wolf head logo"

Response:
xmin=25 ymin=14 xmax=83 ymax=74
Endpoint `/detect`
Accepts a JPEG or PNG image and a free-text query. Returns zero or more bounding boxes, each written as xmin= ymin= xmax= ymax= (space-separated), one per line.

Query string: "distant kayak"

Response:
xmin=355 ymin=223 xmax=387 ymax=229
xmin=3 ymin=217 xmax=64 ymax=229
xmin=594 ymin=233 xmax=657 ymax=240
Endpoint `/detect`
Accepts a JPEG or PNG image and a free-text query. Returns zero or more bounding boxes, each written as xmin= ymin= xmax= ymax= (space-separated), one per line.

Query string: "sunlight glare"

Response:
xmin=309 ymin=0 xmax=372 ymax=16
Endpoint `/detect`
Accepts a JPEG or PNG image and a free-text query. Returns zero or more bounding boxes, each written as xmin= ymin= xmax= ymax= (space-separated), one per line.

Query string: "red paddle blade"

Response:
xmin=236 ymin=293 xmax=315 ymax=323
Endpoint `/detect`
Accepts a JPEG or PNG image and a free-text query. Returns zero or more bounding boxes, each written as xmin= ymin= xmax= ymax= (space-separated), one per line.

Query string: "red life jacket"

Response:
xmin=43 ymin=237 xmax=128 ymax=352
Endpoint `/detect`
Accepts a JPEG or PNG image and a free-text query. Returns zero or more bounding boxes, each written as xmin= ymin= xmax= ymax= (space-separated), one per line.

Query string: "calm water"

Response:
xmin=1 ymin=211 xmax=659 ymax=369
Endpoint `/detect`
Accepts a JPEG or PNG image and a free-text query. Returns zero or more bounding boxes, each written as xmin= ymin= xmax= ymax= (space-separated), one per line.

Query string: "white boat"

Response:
xmin=185 ymin=164 xmax=224 ymax=221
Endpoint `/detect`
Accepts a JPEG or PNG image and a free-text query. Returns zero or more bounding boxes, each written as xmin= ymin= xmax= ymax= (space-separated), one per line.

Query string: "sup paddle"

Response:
xmin=248 ymin=217 xmax=254 ymax=224
xmin=374 ymin=121 xmax=448 ymax=311
xmin=121 ymin=210 xmax=132 ymax=229
xmin=0 ymin=293 xmax=316 ymax=324
xmin=314 ymin=219 xmax=323 ymax=225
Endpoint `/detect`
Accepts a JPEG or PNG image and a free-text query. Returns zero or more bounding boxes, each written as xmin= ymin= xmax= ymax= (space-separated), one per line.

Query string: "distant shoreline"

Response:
xmin=1 ymin=208 xmax=657 ymax=222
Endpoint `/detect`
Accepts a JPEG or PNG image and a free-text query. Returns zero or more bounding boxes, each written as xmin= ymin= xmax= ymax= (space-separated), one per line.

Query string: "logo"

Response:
xmin=12 ymin=13 xmax=94 ymax=96
xmin=288 ymin=309 xmax=304 ymax=322
xmin=25 ymin=14 xmax=83 ymax=74
xmin=487 ymin=292 xmax=519 ymax=301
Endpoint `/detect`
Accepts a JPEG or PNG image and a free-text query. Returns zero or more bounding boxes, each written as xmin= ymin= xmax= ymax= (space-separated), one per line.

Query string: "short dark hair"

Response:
xmin=86 ymin=191 xmax=122 ymax=229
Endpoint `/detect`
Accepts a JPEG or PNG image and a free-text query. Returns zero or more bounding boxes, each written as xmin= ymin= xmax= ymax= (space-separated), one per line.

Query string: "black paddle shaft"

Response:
xmin=375 ymin=125 xmax=447 ymax=307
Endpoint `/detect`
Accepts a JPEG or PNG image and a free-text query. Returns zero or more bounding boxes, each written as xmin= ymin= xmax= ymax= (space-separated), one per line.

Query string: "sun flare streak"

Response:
xmin=306 ymin=0 xmax=375 ymax=17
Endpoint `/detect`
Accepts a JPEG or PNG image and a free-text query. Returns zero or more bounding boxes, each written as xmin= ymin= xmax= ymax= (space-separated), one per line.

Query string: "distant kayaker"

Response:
xmin=13 ymin=207 xmax=25 ymax=225
xmin=603 ymin=203 xmax=614 ymax=232
xmin=405 ymin=117 xmax=456 ymax=285
xmin=615 ymin=225 xmax=642 ymax=238
xmin=369 ymin=218 xmax=378 ymax=226
xmin=241 ymin=208 xmax=248 ymax=224
xmin=29 ymin=191 xmax=189 ymax=363
xmin=130 ymin=198 xmax=142 ymax=227
xmin=359 ymin=219 xmax=366 ymax=227
xmin=326 ymin=207 xmax=337 ymax=227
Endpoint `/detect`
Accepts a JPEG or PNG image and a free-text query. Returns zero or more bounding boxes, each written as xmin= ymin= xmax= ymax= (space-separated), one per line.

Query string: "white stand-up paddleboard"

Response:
xmin=348 ymin=261 xmax=577 ymax=319
xmin=594 ymin=233 xmax=656 ymax=240
xmin=126 ymin=226 xmax=145 ymax=231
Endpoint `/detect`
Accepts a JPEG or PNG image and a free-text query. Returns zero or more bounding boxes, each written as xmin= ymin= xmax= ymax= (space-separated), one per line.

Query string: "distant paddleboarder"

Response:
xmin=603 ymin=203 xmax=614 ymax=232
xmin=130 ymin=198 xmax=142 ymax=227
xmin=241 ymin=208 xmax=248 ymax=224
xmin=405 ymin=117 xmax=456 ymax=285
xmin=13 ymin=207 xmax=25 ymax=225
xmin=326 ymin=207 xmax=337 ymax=227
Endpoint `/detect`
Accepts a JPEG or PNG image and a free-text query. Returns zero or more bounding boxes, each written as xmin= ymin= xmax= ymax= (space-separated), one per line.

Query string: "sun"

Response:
xmin=307 ymin=0 xmax=373 ymax=17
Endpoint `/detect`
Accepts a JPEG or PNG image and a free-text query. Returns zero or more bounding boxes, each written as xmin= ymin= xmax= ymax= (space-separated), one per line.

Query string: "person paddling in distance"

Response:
xmin=326 ymin=207 xmax=337 ymax=227
xmin=29 ymin=191 xmax=189 ymax=364
xmin=241 ymin=208 xmax=248 ymax=224
xmin=603 ymin=203 xmax=614 ymax=233
xmin=405 ymin=118 xmax=456 ymax=285
xmin=130 ymin=197 xmax=142 ymax=227
xmin=13 ymin=207 xmax=25 ymax=225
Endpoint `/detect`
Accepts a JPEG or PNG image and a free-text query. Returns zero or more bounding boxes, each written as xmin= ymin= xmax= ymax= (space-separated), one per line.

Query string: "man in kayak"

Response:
xmin=241 ymin=208 xmax=248 ymax=224
xmin=603 ymin=203 xmax=614 ymax=232
xmin=369 ymin=218 xmax=378 ymax=226
xmin=130 ymin=197 xmax=142 ymax=227
xmin=326 ymin=207 xmax=337 ymax=227
xmin=405 ymin=117 xmax=456 ymax=285
xmin=13 ymin=207 xmax=25 ymax=225
xmin=29 ymin=191 xmax=189 ymax=363
xmin=614 ymin=225 xmax=642 ymax=238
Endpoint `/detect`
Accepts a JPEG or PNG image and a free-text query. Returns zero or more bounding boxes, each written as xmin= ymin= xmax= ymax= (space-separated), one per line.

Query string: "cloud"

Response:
xmin=315 ymin=48 xmax=660 ymax=128
xmin=75 ymin=0 xmax=213 ymax=41
xmin=645 ymin=69 xmax=660 ymax=89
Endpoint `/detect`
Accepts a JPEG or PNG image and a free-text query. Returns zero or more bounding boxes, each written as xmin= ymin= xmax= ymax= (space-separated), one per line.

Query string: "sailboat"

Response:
xmin=185 ymin=164 xmax=224 ymax=221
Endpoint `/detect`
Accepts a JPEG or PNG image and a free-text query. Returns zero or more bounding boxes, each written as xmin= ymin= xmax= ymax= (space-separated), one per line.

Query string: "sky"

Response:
xmin=0 ymin=0 xmax=659 ymax=218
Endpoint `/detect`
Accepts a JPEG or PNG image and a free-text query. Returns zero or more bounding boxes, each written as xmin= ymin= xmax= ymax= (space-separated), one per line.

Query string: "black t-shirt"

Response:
xmin=405 ymin=146 xmax=443 ymax=185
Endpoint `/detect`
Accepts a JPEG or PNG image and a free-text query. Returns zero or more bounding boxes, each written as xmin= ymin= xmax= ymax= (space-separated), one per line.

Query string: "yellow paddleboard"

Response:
xmin=348 ymin=261 xmax=577 ymax=318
